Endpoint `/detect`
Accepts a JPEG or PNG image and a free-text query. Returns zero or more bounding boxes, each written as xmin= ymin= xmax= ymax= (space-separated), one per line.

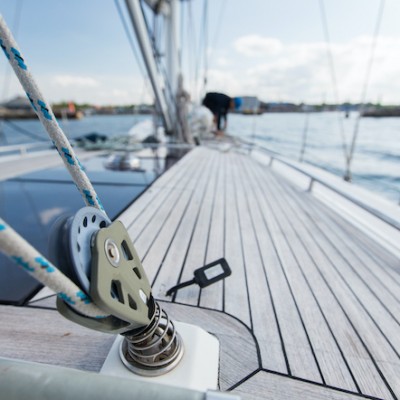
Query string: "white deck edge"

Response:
xmin=251 ymin=149 xmax=400 ymax=259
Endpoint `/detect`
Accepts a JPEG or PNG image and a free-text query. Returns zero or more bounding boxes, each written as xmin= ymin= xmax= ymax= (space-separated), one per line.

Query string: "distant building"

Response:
xmin=260 ymin=102 xmax=300 ymax=113
xmin=1 ymin=95 xmax=31 ymax=110
xmin=239 ymin=96 xmax=260 ymax=114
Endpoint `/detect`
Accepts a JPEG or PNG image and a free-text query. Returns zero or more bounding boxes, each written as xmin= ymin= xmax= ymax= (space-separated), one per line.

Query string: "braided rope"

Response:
xmin=0 ymin=219 xmax=107 ymax=318
xmin=0 ymin=15 xmax=104 ymax=211
xmin=0 ymin=15 xmax=108 ymax=318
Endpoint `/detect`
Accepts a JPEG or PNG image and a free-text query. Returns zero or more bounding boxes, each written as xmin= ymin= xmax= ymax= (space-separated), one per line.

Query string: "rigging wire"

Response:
xmin=194 ymin=0 xmax=206 ymax=99
xmin=319 ymin=0 xmax=386 ymax=182
xmin=178 ymin=0 xmax=185 ymax=71
xmin=199 ymin=0 xmax=209 ymax=101
xmin=196 ymin=0 xmax=227 ymax=101
xmin=187 ymin=0 xmax=199 ymax=99
xmin=299 ymin=112 xmax=310 ymax=162
xmin=318 ymin=0 xmax=349 ymax=166
xmin=113 ymin=0 xmax=152 ymax=101
xmin=210 ymin=0 xmax=227 ymax=53
xmin=345 ymin=0 xmax=386 ymax=181
xmin=194 ymin=0 xmax=209 ymax=102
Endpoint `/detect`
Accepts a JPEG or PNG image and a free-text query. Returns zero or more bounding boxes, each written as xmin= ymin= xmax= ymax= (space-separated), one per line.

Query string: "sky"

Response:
xmin=1 ymin=0 xmax=400 ymax=105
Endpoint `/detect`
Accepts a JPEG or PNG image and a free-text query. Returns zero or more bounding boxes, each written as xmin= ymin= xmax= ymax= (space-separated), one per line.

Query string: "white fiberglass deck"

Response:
xmin=1 ymin=145 xmax=399 ymax=399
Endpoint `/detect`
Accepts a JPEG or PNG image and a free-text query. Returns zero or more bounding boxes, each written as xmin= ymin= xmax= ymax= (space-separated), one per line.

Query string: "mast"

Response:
xmin=124 ymin=0 xmax=173 ymax=134
xmin=125 ymin=0 xmax=192 ymax=142
xmin=165 ymin=0 xmax=192 ymax=142
xmin=165 ymin=0 xmax=179 ymax=104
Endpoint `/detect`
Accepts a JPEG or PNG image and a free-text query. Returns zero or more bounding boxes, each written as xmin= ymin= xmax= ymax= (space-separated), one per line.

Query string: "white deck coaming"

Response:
xmin=0 ymin=149 xmax=106 ymax=181
xmin=251 ymin=148 xmax=400 ymax=259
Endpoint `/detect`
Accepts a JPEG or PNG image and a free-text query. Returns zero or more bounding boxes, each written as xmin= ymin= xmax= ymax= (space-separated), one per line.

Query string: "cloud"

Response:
xmin=111 ymin=89 xmax=130 ymax=99
xmin=4 ymin=34 xmax=400 ymax=105
xmin=215 ymin=56 xmax=231 ymax=67
xmin=53 ymin=75 xmax=99 ymax=87
xmin=42 ymin=74 xmax=152 ymax=105
xmin=223 ymin=34 xmax=400 ymax=103
xmin=234 ymin=35 xmax=283 ymax=57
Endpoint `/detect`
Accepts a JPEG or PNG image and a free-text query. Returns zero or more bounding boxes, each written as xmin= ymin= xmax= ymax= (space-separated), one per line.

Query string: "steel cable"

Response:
xmin=345 ymin=0 xmax=386 ymax=181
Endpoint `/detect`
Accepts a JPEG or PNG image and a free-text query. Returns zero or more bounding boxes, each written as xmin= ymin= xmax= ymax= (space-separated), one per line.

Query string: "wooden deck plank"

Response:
xmin=228 ymin=154 xmax=322 ymax=383
xmin=151 ymin=152 xmax=219 ymax=300
xmin=174 ymin=151 xmax=222 ymax=306
xmin=248 ymin=159 xmax=394 ymax=399
xmin=275 ymin=175 xmax=400 ymax=358
xmin=340 ymin=232 xmax=400 ymax=287
xmin=298 ymin=188 xmax=400 ymax=317
xmin=198 ymin=151 xmax=227 ymax=311
xmin=233 ymin=153 xmax=289 ymax=374
xmin=306 ymin=197 xmax=400 ymax=292
xmin=243 ymin=155 xmax=362 ymax=392
xmin=232 ymin=371 xmax=376 ymax=400
xmin=260 ymin=162 xmax=398 ymax=399
xmin=126 ymin=149 xmax=203 ymax=242
xmin=0 ymin=306 xmax=114 ymax=372
xmin=212 ymin=152 xmax=250 ymax=325
xmin=305 ymin=207 xmax=400 ymax=349
xmin=242 ymin=155 xmax=363 ymax=389
xmin=141 ymin=153 xmax=213 ymax=282
xmin=119 ymin=148 xmax=199 ymax=227
xmin=131 ymin=153 xmax=209 ymax=280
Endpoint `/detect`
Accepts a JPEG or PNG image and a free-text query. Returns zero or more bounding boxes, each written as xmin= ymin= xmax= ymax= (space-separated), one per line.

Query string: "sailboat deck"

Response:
xmin=1 ymin=145 xmax=400 ymax=399
xmin=119 ymin=145 xmax=400 ymax=400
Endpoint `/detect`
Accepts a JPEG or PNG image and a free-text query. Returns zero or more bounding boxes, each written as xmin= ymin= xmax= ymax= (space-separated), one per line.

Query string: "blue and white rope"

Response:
xmin=0 ymin=15 xmax=108 ymax=318
xmin=0 ymin=218 xmax=107 ymax=318
xmin=0 ymin=15 xmax=104 ymax=212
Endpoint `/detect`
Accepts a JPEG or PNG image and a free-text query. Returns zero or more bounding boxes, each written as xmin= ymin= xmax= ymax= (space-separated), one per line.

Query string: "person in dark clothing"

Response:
xmin=202 ymin=92 xmax=242 ymax=136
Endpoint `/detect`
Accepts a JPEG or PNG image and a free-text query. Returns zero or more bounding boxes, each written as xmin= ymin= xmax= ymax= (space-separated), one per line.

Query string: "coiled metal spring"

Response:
xmin=119 ymin=301 xmax=184 ymax=376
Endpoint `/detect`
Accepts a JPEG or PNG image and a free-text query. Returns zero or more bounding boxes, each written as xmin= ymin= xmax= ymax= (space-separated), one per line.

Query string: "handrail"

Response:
xmin=235 ymin=137 xmax=400 ymax=232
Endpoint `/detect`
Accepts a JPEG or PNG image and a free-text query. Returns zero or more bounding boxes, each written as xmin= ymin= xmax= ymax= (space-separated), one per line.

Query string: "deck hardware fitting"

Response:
xmin=166 ymin=258 xmax=232 ymax=296
xmin=53 ymin=207 xmax=184 ymax=375
xmin=120 ymin=301 xmax=184 ymax=376
xmin=105 ymin=239 xmax=120 ymax=267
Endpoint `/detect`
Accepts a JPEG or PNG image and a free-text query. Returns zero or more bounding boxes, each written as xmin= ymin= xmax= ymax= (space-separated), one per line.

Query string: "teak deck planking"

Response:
xmin=1 ymin=145 xmax=399 ymax=400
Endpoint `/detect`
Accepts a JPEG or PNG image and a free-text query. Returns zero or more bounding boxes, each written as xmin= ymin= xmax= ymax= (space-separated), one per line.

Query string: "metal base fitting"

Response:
xmin=120 ymin=302 xmax=184 ymax=376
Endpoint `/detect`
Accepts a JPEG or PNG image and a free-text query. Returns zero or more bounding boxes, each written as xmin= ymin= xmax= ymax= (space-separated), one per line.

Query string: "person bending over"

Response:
xmin=202 ymin=92 xmax=242 ymax=136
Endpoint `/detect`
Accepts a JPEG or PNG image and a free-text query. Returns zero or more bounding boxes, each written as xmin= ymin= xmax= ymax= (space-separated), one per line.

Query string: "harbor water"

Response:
xmin=0 ymin=112 xmax=399 ymax=204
